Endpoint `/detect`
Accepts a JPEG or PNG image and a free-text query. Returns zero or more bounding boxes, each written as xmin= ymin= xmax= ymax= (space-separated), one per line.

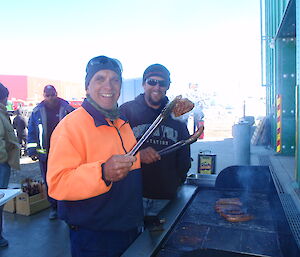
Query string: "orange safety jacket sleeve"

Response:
xmin=46 ymin=108 xmax=140 ymax=201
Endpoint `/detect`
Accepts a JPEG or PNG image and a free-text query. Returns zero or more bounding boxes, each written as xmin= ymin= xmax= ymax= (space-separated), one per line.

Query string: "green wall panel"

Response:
xmin=296 ymin=0 xmax=300 ymax=182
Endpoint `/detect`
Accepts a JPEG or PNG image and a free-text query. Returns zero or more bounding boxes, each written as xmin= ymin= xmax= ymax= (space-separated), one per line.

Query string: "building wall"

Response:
xmin=1 ymin=74 xmax=142 ymax=107
xmin=0 ymin=75 xmax=28 ymax=100
xmin=26 ymin=77 xmax=84 ymax=102
xmin=262 ymin=0 xmax=296 ymax=155
xmin=262 ymin=0 xmax=299 ymax=183
xmin=0 ymin=74 xmax=85 ymax=103
xmin=118 ymin=78 xmax=143 ymax=105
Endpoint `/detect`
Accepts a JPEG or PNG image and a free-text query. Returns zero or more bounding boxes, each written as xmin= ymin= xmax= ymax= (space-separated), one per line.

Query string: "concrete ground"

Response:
xmin=1 ymin=137 xmax=299 ymax=257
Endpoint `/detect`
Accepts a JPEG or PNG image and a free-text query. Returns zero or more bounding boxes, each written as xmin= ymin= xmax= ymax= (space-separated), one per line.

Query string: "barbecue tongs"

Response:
xmin=158 ymin=125 xmax=204 ymax=156
xmin=127 ymin=95 xmax=183 ymax=156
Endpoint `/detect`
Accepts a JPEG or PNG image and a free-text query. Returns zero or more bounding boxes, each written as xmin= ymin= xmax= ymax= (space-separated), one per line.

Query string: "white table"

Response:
xmin=0 ymin=189 xmax=22 ymax=206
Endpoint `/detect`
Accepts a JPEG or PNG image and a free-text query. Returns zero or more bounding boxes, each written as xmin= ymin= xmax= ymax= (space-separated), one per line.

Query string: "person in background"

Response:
xmin=13 ymin=109 xmax=27 ymax=156
xmin=193 ymin=106 xmax=204 ymax=133
xmin=0 ymin=83 xmax=20 ymax=247
xmin=47 ymin=55 xmax=143 ymax=257
xmin=120 ymin=64 xmax=191 ymax=224
xmin=27 ymin=85 xmax=74 ymax=220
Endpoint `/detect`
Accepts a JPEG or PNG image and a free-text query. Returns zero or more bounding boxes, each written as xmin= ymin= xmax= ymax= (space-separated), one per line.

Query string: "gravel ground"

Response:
xmin=9 ymin=156 xmax=42 ymax=187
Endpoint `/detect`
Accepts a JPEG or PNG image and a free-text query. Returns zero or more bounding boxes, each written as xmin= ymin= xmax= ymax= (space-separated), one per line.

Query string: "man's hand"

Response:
xmin=140 ymin=147 xmax=161 ymax=164
xmin=103 ymin=155 xmax=137 ymax=182
xmin=30 ymin=155 xmax=38 ymax=161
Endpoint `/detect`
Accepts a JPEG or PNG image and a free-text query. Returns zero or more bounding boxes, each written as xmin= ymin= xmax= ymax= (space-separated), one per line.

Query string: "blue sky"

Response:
xmin=0 ymin=0 xmax=263 ymax=99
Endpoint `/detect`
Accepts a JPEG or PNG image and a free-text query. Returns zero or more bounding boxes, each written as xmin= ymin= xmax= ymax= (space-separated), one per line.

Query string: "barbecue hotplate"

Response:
xmin=122 ymin=166 xmax=300 ymax=257
xmin=157 ymin=189 xmax=281 ymax=257
xmin=154 ymin=166 xmax=300 ymax=257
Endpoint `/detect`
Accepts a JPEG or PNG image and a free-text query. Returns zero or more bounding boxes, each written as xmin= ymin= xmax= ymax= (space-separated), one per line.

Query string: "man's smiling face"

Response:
xmin=86 ymin=69 xmax=121 ymax=110
xmin=143 ymin=75 xmax=169 ymax=109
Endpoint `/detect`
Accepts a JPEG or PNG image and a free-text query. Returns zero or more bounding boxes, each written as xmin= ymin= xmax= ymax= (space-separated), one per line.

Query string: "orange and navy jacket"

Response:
xmin=47 ymin=99 xmax=143 ymax=231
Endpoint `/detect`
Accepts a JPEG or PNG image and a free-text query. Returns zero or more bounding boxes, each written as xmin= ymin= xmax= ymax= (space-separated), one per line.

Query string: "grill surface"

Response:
xmin=156 ymin=189 xmax=282 ymax=257
xmin=122 ymin=165 xmax=300 ymax=257
xmin=154 ymin=166 xmax=300 ymax=257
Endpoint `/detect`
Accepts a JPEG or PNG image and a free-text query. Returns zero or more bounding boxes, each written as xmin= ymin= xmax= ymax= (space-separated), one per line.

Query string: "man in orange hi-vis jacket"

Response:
xmin=47 ymin=56 xmax=143 ymax=257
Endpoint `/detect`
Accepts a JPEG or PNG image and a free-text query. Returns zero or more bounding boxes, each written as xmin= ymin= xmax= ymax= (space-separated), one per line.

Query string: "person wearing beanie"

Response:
xmin=27 ymin=85 xmax=74 ymax=220
xmin=0 ymin=83 xmax=20 ymax=247
xmin=47 ymin=55 xmax=143 ymax=257
xmin=120 ymin=64 xmax=191 ymax=229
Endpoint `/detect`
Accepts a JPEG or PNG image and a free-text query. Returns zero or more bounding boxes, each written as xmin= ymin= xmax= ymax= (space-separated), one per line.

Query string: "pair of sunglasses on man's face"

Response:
xmin=145 ymin=78 xmax=169 ymax=88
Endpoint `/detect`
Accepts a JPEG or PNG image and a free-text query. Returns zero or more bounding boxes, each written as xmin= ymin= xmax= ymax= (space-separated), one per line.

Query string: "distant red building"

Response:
xmin=0 ymin=75 xmax=84 ymax=105
xmin=0 ymin=75 xmax=28 ymax=100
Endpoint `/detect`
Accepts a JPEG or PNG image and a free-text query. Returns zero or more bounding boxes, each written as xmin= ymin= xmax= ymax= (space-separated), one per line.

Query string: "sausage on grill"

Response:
xmin=215 ymin=197 xmax=253 ymax=222
xmin=222 ymin=213 xmax=253 ymax=222
xmin=216 ymin=198 xmax=242 ymax=206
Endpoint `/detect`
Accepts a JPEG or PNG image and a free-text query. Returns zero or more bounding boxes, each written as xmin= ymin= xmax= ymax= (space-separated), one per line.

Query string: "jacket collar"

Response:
xmin=82 ymin=98 xmax=127 ymax=127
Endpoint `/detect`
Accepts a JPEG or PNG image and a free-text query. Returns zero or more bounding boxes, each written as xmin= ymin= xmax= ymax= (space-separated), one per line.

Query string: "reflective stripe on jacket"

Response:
xmin=27 ymin=98 xmax=74 ymax=160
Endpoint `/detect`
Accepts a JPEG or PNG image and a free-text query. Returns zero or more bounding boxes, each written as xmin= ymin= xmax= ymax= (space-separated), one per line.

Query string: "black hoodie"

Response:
xmin=120 ymin=94 xmax=191 ymax=199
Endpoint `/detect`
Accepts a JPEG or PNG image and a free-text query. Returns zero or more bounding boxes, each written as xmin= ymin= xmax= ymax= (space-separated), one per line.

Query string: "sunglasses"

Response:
xmin=89 ymin=56 xmax=122 ymax=72
xmin=145 ymin=78 xmax=169 ymax=88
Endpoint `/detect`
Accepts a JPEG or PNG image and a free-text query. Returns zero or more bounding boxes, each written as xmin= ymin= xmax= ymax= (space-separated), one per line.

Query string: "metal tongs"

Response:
xmin=158 ymin=125 xmax=204 ymax=156
xmin=127 ymin=95 xmax=183 ymax=156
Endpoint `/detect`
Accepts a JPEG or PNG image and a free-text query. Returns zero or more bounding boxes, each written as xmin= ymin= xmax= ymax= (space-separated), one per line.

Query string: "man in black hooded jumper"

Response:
xmin=120 ymin=64 xmax=191 ymax=221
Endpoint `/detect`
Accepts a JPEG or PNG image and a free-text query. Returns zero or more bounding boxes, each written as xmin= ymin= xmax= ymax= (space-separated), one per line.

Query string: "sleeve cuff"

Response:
xmin=101 ymin=163 xmax=112 ymax=186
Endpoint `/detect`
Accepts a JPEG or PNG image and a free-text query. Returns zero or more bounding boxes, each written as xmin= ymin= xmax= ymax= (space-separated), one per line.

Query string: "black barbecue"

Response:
xmin=122 ymin=166 xmax=300 ymax=257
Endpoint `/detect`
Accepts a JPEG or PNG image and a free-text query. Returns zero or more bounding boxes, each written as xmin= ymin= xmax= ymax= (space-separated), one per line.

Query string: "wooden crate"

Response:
xmin=3 ymin=198 xmax=16 ymax=213
xmin=16 ymin=192 xmax=50 ymax=216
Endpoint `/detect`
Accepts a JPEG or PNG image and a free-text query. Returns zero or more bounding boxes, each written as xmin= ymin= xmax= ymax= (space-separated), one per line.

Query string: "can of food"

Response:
xmin=198 ymin=150 xmax=216 ymax=174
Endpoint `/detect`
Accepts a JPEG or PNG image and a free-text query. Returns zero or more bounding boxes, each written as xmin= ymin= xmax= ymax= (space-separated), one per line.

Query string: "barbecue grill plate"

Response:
xmin=158 ymin=188 xmax=283 ymax=257
xmin=181 ymin=248 xmax=270 ymax=257
xmin=163 ymin=223 xmax=209 ymax=251
xmin=155 ymin=247 xmax=270 ymax=257
xmin=204 ymin=226 xmax=281 ymax=257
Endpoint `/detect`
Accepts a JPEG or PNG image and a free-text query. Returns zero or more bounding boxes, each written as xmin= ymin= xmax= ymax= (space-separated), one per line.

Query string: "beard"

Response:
xmin=145 ymin=93 xmax=164 ymax=108
xmin=148 ymin=97 xmax=162 ymax=107
xmin=45 ymin=98 xmax=59 ymax=109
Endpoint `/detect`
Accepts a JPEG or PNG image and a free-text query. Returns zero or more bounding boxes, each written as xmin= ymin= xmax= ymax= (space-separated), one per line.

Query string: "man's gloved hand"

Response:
xmin=30 ymin=155 xmax=38 ymax=161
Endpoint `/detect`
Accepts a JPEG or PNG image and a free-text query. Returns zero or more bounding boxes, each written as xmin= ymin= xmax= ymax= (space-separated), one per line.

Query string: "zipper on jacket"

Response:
xmin=110 ymin=120 xmax=128 ymax=154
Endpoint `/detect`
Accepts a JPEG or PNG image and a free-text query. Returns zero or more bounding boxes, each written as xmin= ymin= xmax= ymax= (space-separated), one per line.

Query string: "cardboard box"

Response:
xmin=3 ymin=198 xmax=16 ymax=213
xmin=16 ymin=192 xmax=50 ymax=216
